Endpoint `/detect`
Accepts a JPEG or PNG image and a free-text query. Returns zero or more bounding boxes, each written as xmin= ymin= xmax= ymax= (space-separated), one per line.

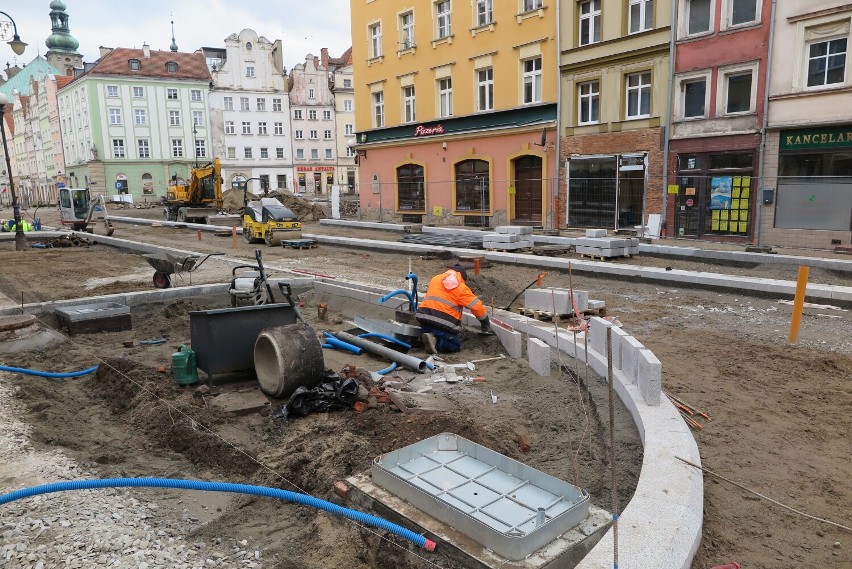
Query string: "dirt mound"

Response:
xmin=221 ymin=189 xmax=253 ymax=213
xmin=268 ymin=191 xmax=328 ymax=222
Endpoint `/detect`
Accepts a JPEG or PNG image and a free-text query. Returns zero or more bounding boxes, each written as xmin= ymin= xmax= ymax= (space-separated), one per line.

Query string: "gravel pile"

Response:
xmin=0 ymin=376 xmax=264 ymax=568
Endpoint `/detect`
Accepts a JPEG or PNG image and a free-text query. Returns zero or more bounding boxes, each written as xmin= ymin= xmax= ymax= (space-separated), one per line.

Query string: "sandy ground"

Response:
xmin=0 ymin=207 xmax=850 ymax=569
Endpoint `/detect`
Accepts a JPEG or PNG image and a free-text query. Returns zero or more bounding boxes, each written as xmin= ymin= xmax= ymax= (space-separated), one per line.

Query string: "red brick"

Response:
xmin=333 ymin=481 xmax=349 ymax=499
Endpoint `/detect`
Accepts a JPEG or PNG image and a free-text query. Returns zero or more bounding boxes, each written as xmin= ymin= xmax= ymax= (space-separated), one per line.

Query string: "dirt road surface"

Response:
xmin=0 ymin=206 xmax=850 ymax=569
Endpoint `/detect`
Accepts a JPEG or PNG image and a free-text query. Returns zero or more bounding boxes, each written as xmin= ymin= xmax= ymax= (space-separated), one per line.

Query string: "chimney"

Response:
xmin=321 ymin=48 xmax=328 ymax=69
xmin=313 ymin=55 xmax=319 ymax=69
xmin=142 ymin=43 xmax=151 ymax=58
xmin=99 ymin=46 xmax=114 ymax=59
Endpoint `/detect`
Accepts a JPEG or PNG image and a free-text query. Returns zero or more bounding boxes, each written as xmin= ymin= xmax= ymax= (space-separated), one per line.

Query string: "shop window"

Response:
xmin=397 ymin=164 xmax=425 ymax=211
xmin=455 ymin=159 xmax=489 ymax=212
xmin=298 ymin=174 xmax=307 ymax=193
xmin=777 ymin=150 xmax=852 ymax=230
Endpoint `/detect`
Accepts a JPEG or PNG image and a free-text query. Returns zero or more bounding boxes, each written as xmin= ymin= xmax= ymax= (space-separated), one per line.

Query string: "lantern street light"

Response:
xmin=192 ymin=126 xmax=199 ymax=168
xmin=0 ymin=92 xmax=28 ymax=250
xmin=0 ymin=11 xmax=27 ymax=56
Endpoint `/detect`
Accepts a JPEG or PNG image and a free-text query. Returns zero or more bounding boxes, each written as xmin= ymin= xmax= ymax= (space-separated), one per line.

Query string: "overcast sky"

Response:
xmin=5 ymin=1 xmax=353 ymax=71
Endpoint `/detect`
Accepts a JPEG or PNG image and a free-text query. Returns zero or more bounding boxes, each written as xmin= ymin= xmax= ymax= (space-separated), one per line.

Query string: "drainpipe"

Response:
xmin=554 ymin=0 xmax=562 ymax=231
xmin=660 ymin=0 xmax=678 ymax=239
xmin=755 ymin=0 xmax=777 ymax=247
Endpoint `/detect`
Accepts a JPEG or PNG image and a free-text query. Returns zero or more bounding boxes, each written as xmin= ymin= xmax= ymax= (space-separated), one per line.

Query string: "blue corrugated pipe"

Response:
xmin=375 ymin=362 xmax=398 ymax=375
xmin=378 ymin=289 xmax=415 ymax=312
xmin=357 ymin=333 xmax=411 ymax=350
xmin=0 ymin=365 xmax=99 ymax=378
xmin=321 ymin=333 xmax=364 ymax=355
xmin=405 ymin=273 xmax=419 ymax=310
xmin=0 ymin=478 xmax=436 ymax=551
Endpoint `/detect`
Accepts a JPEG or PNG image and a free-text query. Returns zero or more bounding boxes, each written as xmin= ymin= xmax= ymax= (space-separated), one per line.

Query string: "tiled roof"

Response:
xmin=84 ymin=48 xmax=212 ymax=82
xmin=0 ymin=57 xmax=62 ymax=98
xmin=328 ymin=47 xmax=352 ymax=68
xmin=55 ymin=75 xmax=74 ymax=90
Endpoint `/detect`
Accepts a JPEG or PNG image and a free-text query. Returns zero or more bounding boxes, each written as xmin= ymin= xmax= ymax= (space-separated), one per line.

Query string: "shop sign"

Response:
xmin=781 ymin=127 xmax=852 ymax=151
xmin=296 ymin=166 xmax=335 ymax=172
xmin=414 ymin=124 xmax=445 ymax=137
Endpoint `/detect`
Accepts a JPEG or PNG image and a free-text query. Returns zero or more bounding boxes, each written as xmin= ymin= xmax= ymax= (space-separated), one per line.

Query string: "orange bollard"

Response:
xmin=474 ymin=258 xmax=481 ymax=275
xmin=231 ymin=226 xmax=237 ymax=249
xmin=197 ymin=230 xmax=202 ymax=241
xmin=788 ymin=266 xmax=810 ymax=344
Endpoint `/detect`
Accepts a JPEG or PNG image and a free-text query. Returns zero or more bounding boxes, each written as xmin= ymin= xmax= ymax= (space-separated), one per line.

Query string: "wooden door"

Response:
xmin=513 ymin=155 xmax=542 ymax=224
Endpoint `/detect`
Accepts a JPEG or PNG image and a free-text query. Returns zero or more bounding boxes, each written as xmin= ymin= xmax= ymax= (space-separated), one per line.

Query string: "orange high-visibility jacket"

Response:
xmin=416 ymin=270 xmax=486 ymax=332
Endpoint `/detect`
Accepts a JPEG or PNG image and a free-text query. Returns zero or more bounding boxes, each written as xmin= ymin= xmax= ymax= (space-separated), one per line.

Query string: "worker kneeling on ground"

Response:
xmin=1 ymin=218 xmax=33 ymax=232
xmin=416 ymin=264 xmax=491 ymax=354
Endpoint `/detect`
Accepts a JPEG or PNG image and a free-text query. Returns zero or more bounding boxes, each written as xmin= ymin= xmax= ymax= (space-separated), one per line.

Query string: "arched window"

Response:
xmin=141 ymin=173 xmax=154 ymax=195
xmin=455 ymin=159 xmax=489 ymax=211
xmin=397 ymin=164 xmax=425 ymax=211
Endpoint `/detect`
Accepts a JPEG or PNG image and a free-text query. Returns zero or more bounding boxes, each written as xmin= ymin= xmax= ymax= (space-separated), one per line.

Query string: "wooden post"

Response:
xmin=231 ymin=226 xmax=237 ymax=249
xmin=474 ymin=258 xmax=481 ymax=275
xmin=788 ymin=266 xmax=809 ymax=344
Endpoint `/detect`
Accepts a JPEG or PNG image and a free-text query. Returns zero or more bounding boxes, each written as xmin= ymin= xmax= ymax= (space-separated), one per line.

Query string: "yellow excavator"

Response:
xmin=163 ymin=159 xmax=224 ymax=223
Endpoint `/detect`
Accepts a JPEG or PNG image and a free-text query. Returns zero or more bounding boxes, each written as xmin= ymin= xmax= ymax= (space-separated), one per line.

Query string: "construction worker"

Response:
xmin=416 ymin=264 xmax=491 ymax=354
xmin=1 ymin=218 xmax=33 ymax=232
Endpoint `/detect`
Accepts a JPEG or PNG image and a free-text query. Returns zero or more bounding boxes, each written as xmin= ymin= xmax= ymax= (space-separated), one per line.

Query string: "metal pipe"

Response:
xmin=755 ymin=0 xmax=777 ymax=247
xmin=334 ymin=331 xmax=428 ymax=373
xmin=660 ymin=0 xmax=678 ymax=238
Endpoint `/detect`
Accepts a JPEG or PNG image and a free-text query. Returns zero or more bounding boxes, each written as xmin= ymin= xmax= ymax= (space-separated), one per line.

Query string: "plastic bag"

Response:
xmin=272 ymin=374 xmax=359 ymax=420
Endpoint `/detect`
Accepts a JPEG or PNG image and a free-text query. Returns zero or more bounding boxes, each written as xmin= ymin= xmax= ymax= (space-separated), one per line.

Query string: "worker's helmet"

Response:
xmin=452 ymin=263 xmax=469 ymax=282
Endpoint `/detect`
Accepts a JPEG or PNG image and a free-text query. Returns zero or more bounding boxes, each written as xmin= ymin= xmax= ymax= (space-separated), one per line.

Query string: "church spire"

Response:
xmin=170 ymin=18 xmax=178 ymax=52
xmin=45 ymin=0 xmax=80 ymax=53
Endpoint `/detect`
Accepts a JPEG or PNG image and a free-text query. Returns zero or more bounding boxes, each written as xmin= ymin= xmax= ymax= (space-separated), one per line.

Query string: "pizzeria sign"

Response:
xmin=414 ymin=124 xmax=445 ymax=137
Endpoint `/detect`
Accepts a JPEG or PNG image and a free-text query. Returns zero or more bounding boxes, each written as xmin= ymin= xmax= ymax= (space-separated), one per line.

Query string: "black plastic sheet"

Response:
xmin=272 ymin=374 xmax=359 ymax=420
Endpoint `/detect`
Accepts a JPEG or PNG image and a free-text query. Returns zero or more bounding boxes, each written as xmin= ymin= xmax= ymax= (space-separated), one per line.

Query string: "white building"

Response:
xmin=329 ymin=48 xmax=357 ymax=194
xmin=203 ymin=29 xmax=292 ymax=195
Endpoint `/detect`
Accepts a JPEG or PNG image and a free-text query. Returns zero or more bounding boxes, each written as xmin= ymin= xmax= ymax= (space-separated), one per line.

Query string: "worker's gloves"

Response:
xmin=479 ymin=316 xmax=492 ymax=334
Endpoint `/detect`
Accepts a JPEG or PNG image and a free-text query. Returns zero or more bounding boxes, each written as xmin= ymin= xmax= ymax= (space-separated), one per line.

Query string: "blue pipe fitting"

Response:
xmin=321 ymin=333 xmax=364 ymax=355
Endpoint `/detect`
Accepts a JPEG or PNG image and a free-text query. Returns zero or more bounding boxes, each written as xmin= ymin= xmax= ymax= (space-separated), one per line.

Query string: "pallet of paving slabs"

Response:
xmin=516 ymin=307 xmax=573 ymax=322
xmin=281 ymin=239 xmax=318 ymax=250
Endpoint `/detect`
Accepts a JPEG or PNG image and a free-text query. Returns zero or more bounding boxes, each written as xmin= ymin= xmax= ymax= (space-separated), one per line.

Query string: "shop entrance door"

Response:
xmin=512 ymin=155 xmax=543 ymax=225
xmin=675 ymin=174 xmax=703 ymax=237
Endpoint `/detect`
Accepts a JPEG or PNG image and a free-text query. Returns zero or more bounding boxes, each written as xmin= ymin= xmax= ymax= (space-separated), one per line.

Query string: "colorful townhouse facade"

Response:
xmin=351 ymin=0 xmax=559 ymax=227
xmin=329 ymin=49 xmax=358 ymax=194
xmin=559 ymin=0 xmax=670 ymax=231
xmin=57 ymin=45 xmax=212 ymax=201
xmin=759 ymin=1 xmax=852 ymax=249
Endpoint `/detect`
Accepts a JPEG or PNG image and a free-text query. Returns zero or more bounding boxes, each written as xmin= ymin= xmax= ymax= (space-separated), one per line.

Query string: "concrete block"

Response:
xmin=527 ymin=338 xmax=551 ymax=377
xmin=492 ymin=325 xmax=523 ymax=359
xmin=610 ymin=327 xmax=630 ymax=370
xmin=524 ymin=287 xmax=588 ymax=313
xmin=637 ymin=349 xmax=662 ymax=406
xmin=588 ymin=317 xmax=619 ymax=361
xmin=484 ymin=240 xmax=531 ymax=250
xmin=619 ymin=335 xmax=645 ymax=385
xmin=495 ymin=225 xmax=533 ymax=235
xmin=481 ymin=232 xmax=520 ymax=243
xmin=587 ymin=299 xmax=605 ymax=310
xmin=576 ymin=245 xmax=629 ymax=257
xmin=585 ymin=229 xmax=607 ymax=238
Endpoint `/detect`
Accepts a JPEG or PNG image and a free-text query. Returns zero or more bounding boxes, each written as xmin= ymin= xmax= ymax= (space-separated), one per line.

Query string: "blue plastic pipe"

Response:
xmin=321 ymin=333 xmax=364 ymax=355
xmin=378 ymin=289 xmax=415 ymax=312
xmin=375 ymin=362 xmax=398 ymax=376
xmin=405 ymin=273 xmax=419 ymax=311
xmin=0 ymin=478 xmax=436 ymax=551
xmin=357 ymin=333 xmax=411 ymax=350
xmin=0 ymin=365 xmax=99 ymax=379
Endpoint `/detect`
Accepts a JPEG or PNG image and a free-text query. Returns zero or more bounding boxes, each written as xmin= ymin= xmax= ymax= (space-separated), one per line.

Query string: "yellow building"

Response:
xmin=351 ymin=0 xmax=560 ymax=227
xmin=559 ymin=0 xmax=671 ymax=231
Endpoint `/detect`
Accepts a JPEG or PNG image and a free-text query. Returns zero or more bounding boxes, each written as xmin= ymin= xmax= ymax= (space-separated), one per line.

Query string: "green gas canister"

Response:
xmin=171 ymin=344 xmax=199 ymax=386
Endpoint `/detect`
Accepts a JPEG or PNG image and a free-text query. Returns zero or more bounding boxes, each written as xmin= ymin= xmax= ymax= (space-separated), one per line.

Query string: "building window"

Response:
xmin=325 ymin=148 xmax=333 ymax=159
xmin=524 ymin=0 xmax=543 ymax=11
xmin=725 ymin=71 xmax=753 ymax=113
xmin=294 ymin=109 xmax=303 ymax=119
xmin=370 ymin=22 xmax=383 ymax=58
xmin=142 ymin=173 xmax=154 ymax=194
xmin=309 ymin=89 xmax=315 ymax=99
xmin=373 ymin=91 xmax=385 ymax=127
xmin=246 ymin=66 xmax=255 ymax=77
xmin=169 ymin=110 xmax=181 ymax=126
xmin=579 ymin=0 xmax=601 ymax=45
xmin=686 ymin=0 xmax=712 ymax=35
xmin=227 ymin=147 xmax=236 ymax=159
xmin=242 ymin=121 xmax=252 ymax=134
xmin=129 ymin=59 xmax=141 ymax=71
xmin=260 ymin=147 xmax=269 ymax=159
xmin=729 ymin=0 xmax=757 ymax=27
xmin=344 ymin=79 xmax=352 ymax=88
xmin=191 ymin=89 xmax=202 ymax=102
xmin=477 ymin=67 xmax=494 ymax=111
xmin=683 ymin=78 xmax=707 ymax=117
xmin=345 ymin=124 xmax=354 ymax=135
xmin=274 ymin=122 xmax=284 ymax=135
xmin=477 ymin=0 xmax=493 ymax=26
xmin=277 ymin=174 xmax=288 ymax=189
xmin=112 ymin=139 xmax=125 ymax=158
xmin=344 ymin=100 xmax=353 ymax=112
xmin=629 ymin=0 xmax=653 ymax=34
xmin=455 ymin=159 xmax=490 ymax=211
xmin=107 ymin=85 xmax=119 ymax=97
xmin=308 ymin=109 xmax=317 ymax=120
xmin=296 ymin=149 xmax=305 ymax=159
xmin=132 ymin=86 xmax=144 ymax=98
xmin=397 ymin=164 xmax=425 ymax=211
xmin=225 ymin=121 xmax=235 ymax=135
xmin=245 ymin=147 xmax=253 ymax=159
xmin=403 ymin=85 xmax=417 ymax=122
xmin=166 ymin=62 xmax=178 ymax=73
xmin=401 ymin=11 xmax=415 ymax=49
xmin=295 ymin=130 xmax=304 ymax=139
xmin=255 ymin=98 xmax=265 ymax=112
xmin=310 ymin=130 xmax=318 ymax=139
xmin=522 ymin=57 xmax=542 ymax=104
xmin=258 ymin=122 xmax=268 ymax=135
xmin=224 ymin=96 xmax=233 ymax=111
xmin=167 ymin=88 xmax=178 ymax=100
xmin=578 ymin=80 xmax=600 ymax=124
xmin=109 ymin=108 xmax=122 ymax=125
xmin=196 ymin=140 xmax=207 ymax=158
xmin=138 ymin=139 xmax=150 ymax=158
xmin=322 ymin=110 xmax=330 ymax=120
xmin=347 ymin=146 xmax=356 ymax=157
xmin=272 ymin=98 xmax=282 ymax=111
xmin=324 ymin=129 xmax=333 ymax=139
xmin=134 ymin=109 xmax=147 ymax=125
xmin=172 ymin=139 xmax=183 ymax=158
xmin=193 ymin=110 xmax=204 ymax=127
xmin=276 ymin=148 xmax=285 ymax=159
xmin=437 ymin=78 xmax=453 ymax=117
xmin=240 ymin=97 xmax=250 ymax=111
xmin=807 ymin=38 xmax=847 ymax=88
xmin=626 ymin=72 xmax=651 ymax=118
xmin=436 ymin=1 xmax=452 ymax=39
xmin=311 ymin=149 xmax=319 ymax=159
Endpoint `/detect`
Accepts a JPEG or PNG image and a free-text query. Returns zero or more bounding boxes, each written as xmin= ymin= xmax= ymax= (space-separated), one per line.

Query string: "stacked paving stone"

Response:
xmin=522 ymin=287 xmax=605 ymax=316
xmin=575 ymin=229 xmax=640 ymax=258
xmin=482 ymin=226 xmax=535 ymax=250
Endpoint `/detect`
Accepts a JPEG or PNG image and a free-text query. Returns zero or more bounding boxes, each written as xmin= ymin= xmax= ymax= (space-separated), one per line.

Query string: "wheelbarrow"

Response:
xmin=143 ymin=252 xmax=223 ymax=289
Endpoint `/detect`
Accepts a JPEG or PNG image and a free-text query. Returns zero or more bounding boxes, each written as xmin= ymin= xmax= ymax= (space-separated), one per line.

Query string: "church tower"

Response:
xmin=45 ymin=0 xmax=82 ymax=75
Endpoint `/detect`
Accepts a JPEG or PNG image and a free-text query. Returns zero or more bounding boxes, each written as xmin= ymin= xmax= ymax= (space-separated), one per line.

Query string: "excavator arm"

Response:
xmin=81 ymin=195 xmax=115 ymax=236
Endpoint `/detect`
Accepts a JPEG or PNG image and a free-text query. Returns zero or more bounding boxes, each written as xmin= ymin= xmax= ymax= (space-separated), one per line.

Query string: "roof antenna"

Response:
xmin=169 ymin=15 xmax=178 ymax=52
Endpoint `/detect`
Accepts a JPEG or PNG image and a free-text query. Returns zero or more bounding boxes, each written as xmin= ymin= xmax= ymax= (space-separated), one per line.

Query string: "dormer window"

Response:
xmin=129 ymin=59 xmax=141 ymax=71
xmin=246 ymin=42 xmax=253 ymax=50
xmin=166 ymin=61 xmax=178 ymax=73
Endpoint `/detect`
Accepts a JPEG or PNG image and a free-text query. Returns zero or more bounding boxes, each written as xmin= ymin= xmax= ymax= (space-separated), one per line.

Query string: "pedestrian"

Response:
xmin=416 ymin=264 xmax=491 ymax=354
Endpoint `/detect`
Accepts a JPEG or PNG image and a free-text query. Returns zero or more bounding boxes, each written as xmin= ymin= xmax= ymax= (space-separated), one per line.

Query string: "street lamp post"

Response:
xmin=192 ymin=126 xmax=199 ymax=169
xmin=0 ymin=92 xmax=27 ymax=251
xmin=0 ymin=11 xmax=28 ymax=56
